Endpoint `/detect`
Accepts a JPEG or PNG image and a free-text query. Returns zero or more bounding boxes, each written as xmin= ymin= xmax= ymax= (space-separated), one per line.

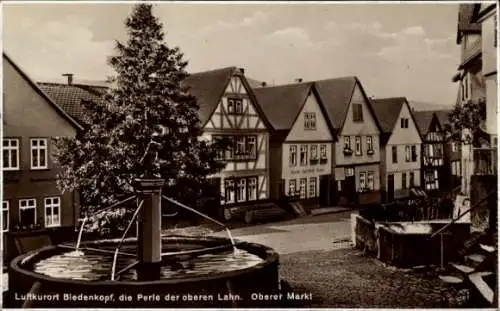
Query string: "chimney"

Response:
xmin=239 ymin=68 xmax=245 ymax=75
xmin=62 ymin=73 xmax=74 ymax=86
xmin=295 ymin=78 xmax=303 ymax=83
xmin=261 ymin=82 xmax=267 ymax=87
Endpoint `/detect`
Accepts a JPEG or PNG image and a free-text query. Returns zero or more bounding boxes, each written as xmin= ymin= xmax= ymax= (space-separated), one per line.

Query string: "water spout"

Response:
xmin=161 ymin=196 xmax=238 ymax=253
xmin=111 ymin=200 xmax=144 ymax=281
xmin=75 ymin=195 xmax=137 ymax=251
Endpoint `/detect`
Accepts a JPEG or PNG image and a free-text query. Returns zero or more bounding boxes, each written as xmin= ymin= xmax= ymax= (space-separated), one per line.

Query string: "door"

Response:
xmin=387 ymin=174 xmax=395 ymax=203
xmin=345 ymin=175 xmax=356 ymax=204
xmin=319 ymin=175 xmax=330 ymax=206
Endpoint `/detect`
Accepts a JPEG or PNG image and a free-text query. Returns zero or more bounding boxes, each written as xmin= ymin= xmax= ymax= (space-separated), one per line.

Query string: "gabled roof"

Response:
xmin=183 ymin=66 xmax=272 ymax=129
xmin=183 ymin=67 xmax=235 ymax=126
xmin=3 ymin=52 xmax=83 ymax=130
xmin=253 ymin=82 xmax=314 ymax=131
xmin=314 ymin=76 xmax=381 ymax=133
xmin=457 ymin=4 xmax=481 ymax=44
xmin=38 ymin=82 xmax=107 ymax=124
xmin=413 ymin=111 xmax=442 ymax=135
xmin=434 ymin=109 xmax=453 ymax=127
xmin=371 ymin=97 xmax=406 ymax=133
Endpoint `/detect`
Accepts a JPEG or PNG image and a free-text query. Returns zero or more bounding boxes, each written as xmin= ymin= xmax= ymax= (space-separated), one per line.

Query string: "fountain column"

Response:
xmin=135 ymin=177 xmax=165 ymax=279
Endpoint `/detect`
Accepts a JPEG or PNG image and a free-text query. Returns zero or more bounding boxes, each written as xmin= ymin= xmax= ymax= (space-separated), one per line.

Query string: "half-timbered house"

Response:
xmin=413 ymin=111 xmax=446 ymax=192
xmin=184 ymin=67 xmax=272 ymax=220
xmin=253 ymin=81 xmax=335 ymax=208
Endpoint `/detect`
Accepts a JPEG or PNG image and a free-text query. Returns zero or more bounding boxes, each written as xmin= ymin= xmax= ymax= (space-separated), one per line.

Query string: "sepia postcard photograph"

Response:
xmin=0 ymin=0 xmax=498 ymax=308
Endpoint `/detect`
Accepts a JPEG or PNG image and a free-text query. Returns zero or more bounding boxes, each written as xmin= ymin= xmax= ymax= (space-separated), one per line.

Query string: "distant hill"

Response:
xmin=409 ymin=100 xmax=453 ymax=111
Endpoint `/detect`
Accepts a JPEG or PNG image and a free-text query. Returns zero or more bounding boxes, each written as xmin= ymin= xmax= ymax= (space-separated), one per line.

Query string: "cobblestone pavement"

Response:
xmin=280 ymin=248 xmax=462 ymax=308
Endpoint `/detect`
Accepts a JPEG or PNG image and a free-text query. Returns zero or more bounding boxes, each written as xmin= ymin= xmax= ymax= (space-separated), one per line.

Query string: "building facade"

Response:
xmin=184 ymin=67 xmax=272 ymax=220
xmin=474 ymin=3 xmax=498 ymax=147
xmin=372 ymin=97 xmax=423 ymax=202
xmin=254 ymin=82 xmax=335 ymax=207
xmin=2 ymin=53 xmax=82 ymax=235
xmin=315 ymin=77 xmax=382 ymax=205
xmin=413 ymin=111 xmax=446 ymax=192
xmin=453 ymin=4 xmax=487 ymax=197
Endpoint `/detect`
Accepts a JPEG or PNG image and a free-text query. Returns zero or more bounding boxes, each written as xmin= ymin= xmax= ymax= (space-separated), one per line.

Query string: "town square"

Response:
xmin=1 ymin=1 xmax=498 ymax=308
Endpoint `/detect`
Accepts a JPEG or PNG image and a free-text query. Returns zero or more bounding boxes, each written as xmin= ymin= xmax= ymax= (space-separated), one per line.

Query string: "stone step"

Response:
xmin=479 ymin=244 xmax=496 ymax=253
xmin=466 ymin=254 xmax=486 ymax=265
xmin=468 ymin=272 xmax=494 ymax=305
xmin=450 ymin=263 xmax=475 ymax=274
xmin=439 ymin=275 xmax=464 ymax=284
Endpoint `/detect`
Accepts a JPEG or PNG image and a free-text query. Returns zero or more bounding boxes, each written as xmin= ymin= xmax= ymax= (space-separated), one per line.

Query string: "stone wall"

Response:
xmin=470 ymin=175 xmax=497 ymax=232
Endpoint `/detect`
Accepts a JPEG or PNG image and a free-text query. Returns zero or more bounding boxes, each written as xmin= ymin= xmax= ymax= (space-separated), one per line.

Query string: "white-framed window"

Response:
xmin=248 ymin=177 xmax=257 ymax=201
xmin=3 ymin=138 xmax=20 ymax=170
xmin=19 ymin=199 xmax=37 ymax=226
xmin=44 ymin=197 xmax=61 ymax=227
xmin=402 ymin=172 xmax=407 ymax=189
xmin=304 ymin=112 xmax=316 ymax=130
xmin=310 ymin=145 xmax=318 ymax=162
xmin=299 ymin=178 xmax=307 ymax=199
xmin=345 ymin=167 xmax=354 ymax=177
xmin=366 ymin=136 xmax=373 ymax=153
xmin=344 ymin=136 xmax=351 ymax=150
xmin=320 ymin=144 xmax=327 ymax=160
xmin=300 ymin=145 xmax=308 ymax=166
xmin=289 ymin=145 xmax=297 ymax=167
xmin=288 ymin=179 xmax=296 ymax=196
xmin=409 ymin=172 xmax=415 ymax=188
xmin=359 ymin=172 xmax=366 ymax=190
xmin=355 ymin=136 xmax=362 ymax=156
xmin=236 ymin=179 xmax=246 ymax=203
xmin=400 ymin=118 xmax=409 ymax=128
xmin=309 ymin=177 xmax=316 ymax=198
xmin=235 ymin=136 xmax=246 ymax=155
xmin=405 ymin=145 xmax=411 ymax=162
xmin=227 ymin=98 xmax=243 ymax=115
xmin=247 ymin=136 xmax=257 ymax=158
xmin=2 ymin=201 xmax=9 ymax=232
xmin=411 ymin=145 xmax=417 ymax=162
xmin=30 ymin=138 xmax=48 ymax=169
xmin=367 ymin=172 xmax=374 ymax=190
xmin=224 ymin=180 xmax=235 ymax=204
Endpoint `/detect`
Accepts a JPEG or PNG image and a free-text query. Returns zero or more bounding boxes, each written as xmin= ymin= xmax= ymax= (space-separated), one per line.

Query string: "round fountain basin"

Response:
xmin=7 ymin=236 xmax=280 ymax=308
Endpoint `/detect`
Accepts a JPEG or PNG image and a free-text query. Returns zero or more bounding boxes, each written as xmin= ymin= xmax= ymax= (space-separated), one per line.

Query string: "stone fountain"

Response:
xmin=6 ymin=139 xmax=280 ymax=308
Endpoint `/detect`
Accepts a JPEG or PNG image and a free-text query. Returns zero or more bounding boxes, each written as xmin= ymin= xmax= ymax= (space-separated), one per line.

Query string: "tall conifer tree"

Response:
xmin=54 ymin=4 xmax=225 ymax=228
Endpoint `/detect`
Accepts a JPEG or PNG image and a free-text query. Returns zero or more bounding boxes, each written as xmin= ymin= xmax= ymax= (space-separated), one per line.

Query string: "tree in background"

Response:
xmin=53 ymin=3 xmax=226 ymax=234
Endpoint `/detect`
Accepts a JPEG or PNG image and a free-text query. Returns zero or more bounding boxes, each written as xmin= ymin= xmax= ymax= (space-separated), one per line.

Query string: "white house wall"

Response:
xmin=335 ymin=84 xmax=380 ymax=183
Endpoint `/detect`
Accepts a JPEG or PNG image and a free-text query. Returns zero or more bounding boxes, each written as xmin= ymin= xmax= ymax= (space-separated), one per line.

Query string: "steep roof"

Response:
xmin=371 ymin=97 xmax=406 ymax=133
xmin=182 ymin=67 xmax=236 ymax=125
xmin=253 ymin=82 xmax=314 ymax=131
xmin=413 ymin=111 xmax=439 ymax=135
xmin=3 ymin=52 xmax=83 ymax=130
xmin=314 ymin=76 xmax=381 ymax=133
xmin=434 ymin=109 xmax=452 ymax=127
xmin=38 ymin=82 xmax=107 ymax=124
xmin=457 ymin=4 xmax=481 ymax=44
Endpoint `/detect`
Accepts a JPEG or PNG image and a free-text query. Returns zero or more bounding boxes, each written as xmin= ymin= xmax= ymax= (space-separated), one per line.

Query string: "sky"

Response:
xmin=3 ymin=2 xmax=464 ymax=107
